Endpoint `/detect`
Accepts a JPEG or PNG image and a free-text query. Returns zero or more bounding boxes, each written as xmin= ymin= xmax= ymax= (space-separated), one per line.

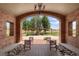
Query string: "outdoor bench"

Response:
xmin=6 ymin=44 xmax=24 ymax=56
xmin=58 ymin=43 xmax=79 ymax=56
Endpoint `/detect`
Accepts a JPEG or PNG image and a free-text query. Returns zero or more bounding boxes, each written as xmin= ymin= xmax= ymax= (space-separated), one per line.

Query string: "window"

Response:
xmin=72 ymin=21 xmax=76 ymax=37
xmin=6 ymin=21 xmax=14 ymax=36
xmin=68 ymin=20 xmax=76 ymax=37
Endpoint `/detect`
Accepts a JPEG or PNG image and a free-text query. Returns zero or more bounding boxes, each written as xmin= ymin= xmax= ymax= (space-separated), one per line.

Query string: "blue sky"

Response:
xmin=26 ymin=16 xmax=59 ymax=29
xmin=48 ymin=16 xmax=59 ymax=29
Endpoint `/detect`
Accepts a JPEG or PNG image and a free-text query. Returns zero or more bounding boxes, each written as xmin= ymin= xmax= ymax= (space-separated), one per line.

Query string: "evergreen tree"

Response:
xmin=42 ymin=16 xmax=50 ymax=33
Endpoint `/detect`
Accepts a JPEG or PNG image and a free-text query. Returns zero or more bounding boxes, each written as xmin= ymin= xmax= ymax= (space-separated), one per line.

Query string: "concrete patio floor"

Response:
xmin=22 ymin=35 xmax=60 ymax=44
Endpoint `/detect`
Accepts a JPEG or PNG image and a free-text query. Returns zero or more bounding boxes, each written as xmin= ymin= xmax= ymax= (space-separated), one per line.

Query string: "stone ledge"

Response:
xmin=59 ymin=43 xmax=79 ymax=56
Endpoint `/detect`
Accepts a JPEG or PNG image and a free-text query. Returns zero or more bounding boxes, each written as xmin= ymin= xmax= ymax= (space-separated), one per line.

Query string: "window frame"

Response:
xmin=5 ymin=21 xmax=14 ymax=37
xmin=68 ymin=20 xmax=77 ymax=37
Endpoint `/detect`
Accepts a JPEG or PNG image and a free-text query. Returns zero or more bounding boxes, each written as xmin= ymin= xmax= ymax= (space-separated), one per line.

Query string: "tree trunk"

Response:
xmin=25 ymin=30 xmax=27 ymax=36
xmin=44 ymin=29 xmax=46 ymax=34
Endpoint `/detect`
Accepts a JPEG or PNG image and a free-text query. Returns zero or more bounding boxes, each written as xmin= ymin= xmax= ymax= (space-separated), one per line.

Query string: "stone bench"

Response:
xmin=0 ymin=43 xmax=24 ymax=56
xmin=58 ymin=43 xmax=79 ymax=56
xmin=0 ymin=44 xmax=18 ymax=56
xmin=6 ymin=44 xmax=24 ymax=56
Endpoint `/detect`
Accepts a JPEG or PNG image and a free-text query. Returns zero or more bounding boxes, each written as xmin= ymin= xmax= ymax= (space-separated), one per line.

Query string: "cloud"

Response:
xmin=48 ymin=16 xmax=59 ymax=29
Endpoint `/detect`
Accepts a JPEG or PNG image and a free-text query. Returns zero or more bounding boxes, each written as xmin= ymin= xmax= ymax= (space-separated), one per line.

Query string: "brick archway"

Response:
xmin=16 ymin=10 xmax=66 ymax=43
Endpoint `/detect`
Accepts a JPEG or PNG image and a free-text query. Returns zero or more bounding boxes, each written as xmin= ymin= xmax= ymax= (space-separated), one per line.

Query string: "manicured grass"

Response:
xmin=45 ymin=31 xmax=59 ymax=36
xmin=24 ymin=31 xmax=59 ymax=36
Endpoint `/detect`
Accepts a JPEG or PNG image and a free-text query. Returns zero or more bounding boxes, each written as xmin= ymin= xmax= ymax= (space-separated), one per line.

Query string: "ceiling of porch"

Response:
xmin=0 ymin=3 xmax=79 ymax=16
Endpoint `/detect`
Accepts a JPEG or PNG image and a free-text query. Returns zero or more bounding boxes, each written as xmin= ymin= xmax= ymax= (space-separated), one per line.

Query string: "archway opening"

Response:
xmin=16 ymin=10 xmax=66 ymax=43
xmin=20 ymin=15 xmax=60 ymax=44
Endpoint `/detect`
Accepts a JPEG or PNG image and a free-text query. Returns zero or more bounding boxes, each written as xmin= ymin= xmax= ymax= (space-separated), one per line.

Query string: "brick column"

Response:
xmin=61 ymin=16 xmax=66 ymax=43
xmin=16 ymin=17 xmax=20 ymax=43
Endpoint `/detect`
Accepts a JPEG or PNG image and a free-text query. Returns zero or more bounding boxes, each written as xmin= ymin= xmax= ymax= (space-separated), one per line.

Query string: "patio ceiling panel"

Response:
xmin=0 ymin=3 xmax=79 ymax=16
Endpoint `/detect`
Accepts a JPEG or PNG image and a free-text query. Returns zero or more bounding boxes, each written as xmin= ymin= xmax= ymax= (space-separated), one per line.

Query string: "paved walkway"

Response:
xmin=22 ymin=35 xmax=60 ymax=44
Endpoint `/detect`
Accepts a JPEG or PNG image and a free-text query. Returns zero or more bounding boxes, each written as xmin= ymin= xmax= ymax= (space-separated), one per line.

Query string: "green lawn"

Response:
xmin=45 ymin=31 xmax=59 ymax=36
xmin=24 ymin=31 xmax=59 ymax=36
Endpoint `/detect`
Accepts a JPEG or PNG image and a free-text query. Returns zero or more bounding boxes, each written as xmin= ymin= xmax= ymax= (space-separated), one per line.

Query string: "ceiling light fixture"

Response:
xmin=34 ymin=3 xmax=45 ymax=14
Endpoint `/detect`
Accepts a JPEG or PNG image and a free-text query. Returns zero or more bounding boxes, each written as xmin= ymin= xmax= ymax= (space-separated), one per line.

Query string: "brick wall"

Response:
xmin=66 ymin=9 xmax=79 ymax=48
xmin=0 ymin=11 xmax=16 ymax=48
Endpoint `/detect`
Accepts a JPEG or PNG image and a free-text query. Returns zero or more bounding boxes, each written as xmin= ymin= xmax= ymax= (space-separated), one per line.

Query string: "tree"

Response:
xmin=42 ymin=16 xmax=50 ymax=33
xmin=22 ymin=20 xmax=27 ymax=33
xmin=22 ymin=15 xmax=50 ymax=35
xmin=22 ymin=20 xmax=31 ymax=34
xmin=30 ymin=16 xmax=43 ymax=35
xmin=30 ymin=16 xmax=36 ymax=31
xmin=35 ymin=16 xmax=42 ymax=34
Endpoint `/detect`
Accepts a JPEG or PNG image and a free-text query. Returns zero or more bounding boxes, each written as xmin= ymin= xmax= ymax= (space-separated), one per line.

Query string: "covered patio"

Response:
xmin=0 ymin=3 xmax=79 ymax=56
